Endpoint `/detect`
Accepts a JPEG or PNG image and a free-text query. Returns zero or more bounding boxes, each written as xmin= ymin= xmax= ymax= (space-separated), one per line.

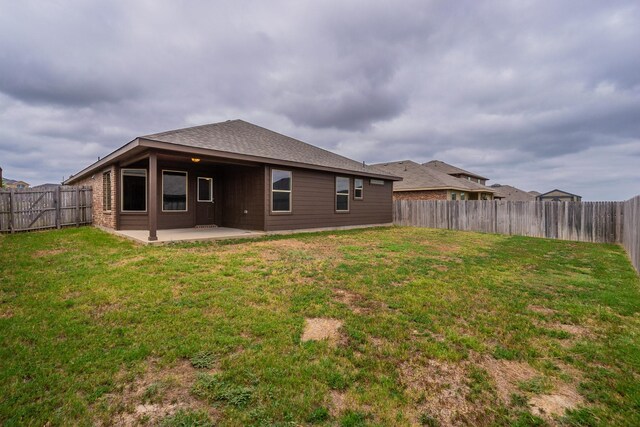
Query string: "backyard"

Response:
xmin=0 ymin=226 xmax=639 ymax=426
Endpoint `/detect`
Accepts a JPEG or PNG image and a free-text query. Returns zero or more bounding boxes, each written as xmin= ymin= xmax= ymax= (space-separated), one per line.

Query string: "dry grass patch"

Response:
xmin=479 ymin=355 xmax=585 ymax=420
xmin=479 ymin=356 xmax=538 ymax=403
xmin=112 ymin=256 xmax=145 ymax=267
xmin=32 ymin=248 xmax=67 ymax=257
xmin=301 ymin=318 xmax=344 ymax=347
xmin=400 ymin=358 xmax=490 ymax=426
xmin=96 ymin=359 xmax=217 ymax=426
xmin=329 ymin=390 xmax=348 ymax=417
xmin=529 ymin=383 xmax=584 ymax=420
xmin=528 ymin=305 xmax=558 ymax=315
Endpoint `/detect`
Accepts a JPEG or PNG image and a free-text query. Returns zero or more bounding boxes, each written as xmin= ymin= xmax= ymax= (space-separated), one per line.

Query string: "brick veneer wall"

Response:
xmin=393 ymin=190 xmax=448 ymax=201
xmin=75 ymin=165 xmax=117 ymax=229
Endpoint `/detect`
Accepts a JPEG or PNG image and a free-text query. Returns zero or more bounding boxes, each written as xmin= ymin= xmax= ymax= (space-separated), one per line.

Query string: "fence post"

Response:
xmin=55 ymin=186 xmax=61 ymax=229
xmin=75 ymin=187 xmax=81 ymax=226
xmin=9 ymin=189 xmax=15 ymax=234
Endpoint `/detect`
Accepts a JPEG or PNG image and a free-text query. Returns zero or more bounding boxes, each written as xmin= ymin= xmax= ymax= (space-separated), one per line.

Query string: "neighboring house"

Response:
xmin=64 ymin=119 xmax=400 ymax=241
xmin=32 ymin=183 xmax=62 ymax=190
xmin=372 ymin=160 xmax=495 ymax=201
xmin=537 ymin=189 xmax=582 ymax=202
xmin=490 ymin=184 xmax=538 ymax=201
xmin=528 ymin=191 xmax=541 ymax=197
xmin=423 ymin=160 xmax=489 ymax=185
xmin=2 ymin=178 xmax=30 ymax=189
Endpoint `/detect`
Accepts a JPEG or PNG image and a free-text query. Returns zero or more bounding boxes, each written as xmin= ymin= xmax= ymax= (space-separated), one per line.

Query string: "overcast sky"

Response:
xmin=1 ymin=1 xmax=638 ymax=200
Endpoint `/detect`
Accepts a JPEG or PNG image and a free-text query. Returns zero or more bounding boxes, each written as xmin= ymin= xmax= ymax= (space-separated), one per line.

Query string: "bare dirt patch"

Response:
xmin=529 ymin=383 xmax=584 ymax=419
xmin=528 ymin=305 xmax=558 ymax=315
xmin=479 ymin=355 xmax=585 ymax=419
xmin=0 ymin=307 xmax=14 ymax=319
xmin=478 ymin=356 xmax=538 ymax=403
xmin=97 ymin=359 xmax=217 ymax=426
xmin=400 ymin=358 xmax=489 ymax=426
xmin=301 ymin=318 xmax=344 ymax=346
xmin=329 ymin=390 xmax=348 ymax=417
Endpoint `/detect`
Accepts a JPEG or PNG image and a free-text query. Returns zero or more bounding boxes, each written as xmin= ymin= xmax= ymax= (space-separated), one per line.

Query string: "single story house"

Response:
xmin=537 ymin=189 xmax=582 ymax=202
xmin=422 ymin=160 xmax=489 ymax=185
xmin=64 ymin=120 xmax=400 ymax=241
xmin=372 ymin=160 xmax=495 ymax=201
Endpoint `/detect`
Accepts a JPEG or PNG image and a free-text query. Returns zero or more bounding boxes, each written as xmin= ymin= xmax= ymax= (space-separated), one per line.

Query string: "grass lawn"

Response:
xmin=1 ymin=226 xmax=639 ymax=426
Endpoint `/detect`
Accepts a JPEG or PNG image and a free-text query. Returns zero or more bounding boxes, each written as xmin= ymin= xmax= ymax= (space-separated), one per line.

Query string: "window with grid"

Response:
xmin=271 ymin=169 xmax=292 ymax=212
xmin=336 ymin=176 xmax=350 ymax=211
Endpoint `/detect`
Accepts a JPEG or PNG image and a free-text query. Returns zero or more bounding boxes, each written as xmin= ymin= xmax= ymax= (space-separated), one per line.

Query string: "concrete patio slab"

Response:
xmin=107 ymin=226 xmax=265 ymax=244
xmin=98 ymin=222 xmax=393 ymax=245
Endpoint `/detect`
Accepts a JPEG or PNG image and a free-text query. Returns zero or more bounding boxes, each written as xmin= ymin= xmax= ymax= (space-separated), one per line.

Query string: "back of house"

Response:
xmin=65 ymin=119 xmax=400 ymax=241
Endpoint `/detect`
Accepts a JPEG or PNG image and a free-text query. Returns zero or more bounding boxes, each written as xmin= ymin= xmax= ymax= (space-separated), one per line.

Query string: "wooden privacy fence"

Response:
xmin=0 ymin=186 xmax=92 ymax=233
xmin=394 ymin=198 xmax=640 ymax=273
xmin=622 ymin=196 xmax=640 ymax=273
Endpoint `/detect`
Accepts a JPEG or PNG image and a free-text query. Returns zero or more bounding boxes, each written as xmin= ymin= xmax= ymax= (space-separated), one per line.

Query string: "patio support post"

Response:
xmin=148 ymin=151 xmax=158 ymax=241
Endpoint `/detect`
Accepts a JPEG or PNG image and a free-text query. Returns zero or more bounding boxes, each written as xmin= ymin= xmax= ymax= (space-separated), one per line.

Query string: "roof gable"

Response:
xmin=423 ymin=160 xmax=489 ymax=181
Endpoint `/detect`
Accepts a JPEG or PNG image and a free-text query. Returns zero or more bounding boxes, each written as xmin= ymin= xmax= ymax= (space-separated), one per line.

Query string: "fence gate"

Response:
xmin=0 ymin=186 xmax=92 ymax=233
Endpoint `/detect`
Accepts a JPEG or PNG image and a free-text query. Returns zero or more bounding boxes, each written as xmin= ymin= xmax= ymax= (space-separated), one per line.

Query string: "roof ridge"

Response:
xmin=239 ymin=120 xmax=379 ymax=170
xmin=141 ymin=119 xmax=241 ymax=139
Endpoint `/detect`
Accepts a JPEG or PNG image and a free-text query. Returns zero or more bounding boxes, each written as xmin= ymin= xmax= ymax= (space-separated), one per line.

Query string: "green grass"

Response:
xmin=1 ymin=226 xmax=639 ymax=426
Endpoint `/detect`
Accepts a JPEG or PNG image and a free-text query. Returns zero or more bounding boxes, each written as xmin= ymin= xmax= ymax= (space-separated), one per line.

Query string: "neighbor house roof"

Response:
xmin=490 ymin=184 xmax=537 ymax=201
xmin=537 ymin=189 xmax=582 ymax=199
xmin=422 ymin=160 xmax=489 ymax=181
xmin=65 ymin=120 xmax=400 ymax=183
xmin=372 ymin=160 xmax=495 ymax=193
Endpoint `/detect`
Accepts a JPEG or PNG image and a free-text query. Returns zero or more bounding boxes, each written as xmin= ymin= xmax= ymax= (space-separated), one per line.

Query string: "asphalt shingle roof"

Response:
xmin=490 ymin=184 xmax=537 ymax=201
xmin=422 ymin=160 xmax=489 ymax=181
xmin=142 ymin=119 xmax=397 ymax=178
xmin=372 ymin=160 xmax=495 ymax=193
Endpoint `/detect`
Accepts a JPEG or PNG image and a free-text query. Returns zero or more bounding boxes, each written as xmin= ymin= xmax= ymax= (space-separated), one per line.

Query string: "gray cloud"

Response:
xmin=0 ymin=0 xmax=638 ymax=199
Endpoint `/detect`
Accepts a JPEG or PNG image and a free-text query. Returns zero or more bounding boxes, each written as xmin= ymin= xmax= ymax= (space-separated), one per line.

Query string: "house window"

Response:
xmin=271 ymin=169 xmax=292 ymax=212
xmin=451 ymin=192 xmax=457 ymax=200
xmin=354 ymin=178 xmax=363 ymax=199
xmin=103 ymin=171 xmax=112 ymax=211
xmin=121 ymin=169 xmax=147 ymax=212
xmin=162 ymin=170 xmax=188 ymax=211
xmin=336 ymin=176 xmax=350 ymax=211
xmin=198 ymin=177 xmax=213 ymax=202
xmin=460 ymin=192 xmax=466 ymax=200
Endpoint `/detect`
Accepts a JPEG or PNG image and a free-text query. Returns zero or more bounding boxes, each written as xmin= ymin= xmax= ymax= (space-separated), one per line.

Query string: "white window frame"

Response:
xmin=162 ymin=170 xmax=188 ymax=212
xmin=335 ymin=176 xmax=350 ymax=212
xmin=271 ymin=169 xmax=292 ymax=213
xmin=121 ymin=168 xmax=147 ymax=213
xmin=197 ymin=177 xmax=213 ymax=202
xmin=103 ymin=171 xmax=112 ymax=212
xmin=354 ymin=178 xmax=364 ymax=200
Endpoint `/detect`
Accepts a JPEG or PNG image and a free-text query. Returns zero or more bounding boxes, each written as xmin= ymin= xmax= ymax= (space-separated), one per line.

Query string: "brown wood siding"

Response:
xmin=264 ymin=166 xmax=393 ymax=231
